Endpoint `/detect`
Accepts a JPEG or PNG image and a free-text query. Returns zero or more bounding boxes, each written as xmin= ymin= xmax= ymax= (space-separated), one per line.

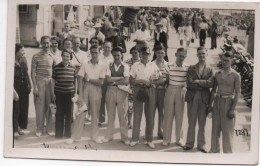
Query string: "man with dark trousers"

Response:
xmin=152 ymin=22 xmax=168 ymax=62
xmin=183 ymin=47 xmax=214 ymax=153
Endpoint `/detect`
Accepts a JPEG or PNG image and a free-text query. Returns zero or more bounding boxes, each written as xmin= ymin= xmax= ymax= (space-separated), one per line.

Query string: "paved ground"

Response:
xmin=14 ymin=26 xmax=251 ymax=153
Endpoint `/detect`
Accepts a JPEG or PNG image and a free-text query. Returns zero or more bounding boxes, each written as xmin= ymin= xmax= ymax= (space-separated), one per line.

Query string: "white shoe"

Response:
xmin=36 ymin=132 xmax=42 ymax=137
xmin=130 ymin=141 xmax=139 ymax=147
xmin=47 ymin=132 xmax=55 ymax=136
xmin=66 ymin=139 xmax=74 ymax=145
xmin=94 ymin=138 xmax=103 ymax=144
xmin=147 ymin=142 xmax=155 ymax=149
xmin=102 ymin=138 xmax=112 ymax=143
xmin=14 ymin=132 xmax=20 ymax=137
xmin=124 ymin=140 xmax=130 ymax=145
xmin=20 ymin=129 xmax=30 ymax=134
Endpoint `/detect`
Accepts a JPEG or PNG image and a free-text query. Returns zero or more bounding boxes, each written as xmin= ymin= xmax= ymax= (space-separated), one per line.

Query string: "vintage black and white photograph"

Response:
xmin=4 ymin=0 xmax=260 ymax=164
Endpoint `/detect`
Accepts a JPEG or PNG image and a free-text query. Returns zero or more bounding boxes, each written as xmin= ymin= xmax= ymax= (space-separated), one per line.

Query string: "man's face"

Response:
xmin=90 ymin=48 xmax=100 ymax=59
xmin=41 ymin=38 xmax=50 ymax=51
xmin=131 ymin=50 xmax=139 ymax=60
xmin=90 ymin=39 xmax=99 ymax=46
xmin=221 ymin=56 xmax=232 ymax=68
xmin=156 ymin=25 xmax=162 ymax=31
xmin=156 ymin=50 xmax=165 ymax=60
xmin=112 ymin=51 xmax=122 ymax=62
xmin=51 ymin=40 xmax=58 ymax=49
xmin=140 ymin=52 xmax=150 ymax=61
xmin=141 ymin=23 xmax=147 ymax=31
xmin=64 ymin=24 xmax=71 ymax=32
xmin=64 ymin=41 xmax=72 ymax=50
xmin=62 ymin=52 xmax=71 ymax=64
xmin=73 ymin=38 xmax=81 ymax=49
xmin=103 ymin=42 xmax=112 ymax=53
xmin=175 ymin=51 xmax=187 ymax=62
xmin=197 ymin=49 xmax=207 ymax=62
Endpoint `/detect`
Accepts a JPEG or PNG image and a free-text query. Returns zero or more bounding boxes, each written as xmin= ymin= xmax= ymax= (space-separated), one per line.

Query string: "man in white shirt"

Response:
xmin=72 ymin=37 xmax=87 ymax=73
xmin=134 ymin=21 xmax=151 ymax=43
xmin=93 ymin=23 xmax=105 ymax=44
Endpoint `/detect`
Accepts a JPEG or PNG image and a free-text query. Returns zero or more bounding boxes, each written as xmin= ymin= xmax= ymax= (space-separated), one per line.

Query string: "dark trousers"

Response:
xmin=199 ymin=29 xmax=206 ymax=47
xmin=13 ymin=101 xmax=20 ymax=133
xmin=55 ymin=92 xmax=73 ymax=138
xmin=99 ymin=84 xmax=107 ymax=123
xmin=211 ymin=36 xmax=217 ymax=49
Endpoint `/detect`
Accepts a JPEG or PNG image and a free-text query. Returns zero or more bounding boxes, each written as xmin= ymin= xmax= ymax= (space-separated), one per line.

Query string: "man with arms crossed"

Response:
xmin=183 ymin=47 xmax=214 ymax=153
xmin=208 ymin=51 xmax=241 ymax=153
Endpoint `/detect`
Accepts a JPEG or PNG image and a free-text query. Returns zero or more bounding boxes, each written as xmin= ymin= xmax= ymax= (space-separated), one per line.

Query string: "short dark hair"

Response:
xmin=61 ymin=49 xmax=73 ymax=60
xmin=176 ymin=47 xmax=187 ymax=53
xmin=63 ymin=38 xmax=72 ymax=45
xmin=130 ymin=46 xmax=138 ymax=54
xmin=40 ymin=36 xmax=50 ymax=43
xmin=50 ymin=36 xmax=60 ymax=43
xmin=154 ymin=45 xmax=166 ymax=52
xmin=89 ymin=37 xmax=102 ymax=45
xmin=223 ymin=51 xmax=234 ymax=58
xmin=197 ymin=46 xmax=206 ymax=52
xmin=15 ymin=43 xmax=24 ymax=54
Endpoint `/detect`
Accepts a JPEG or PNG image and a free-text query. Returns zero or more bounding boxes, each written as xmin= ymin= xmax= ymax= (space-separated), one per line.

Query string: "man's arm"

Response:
xmin=197 ymin=68 xmax=215 ymax=88
xmin=207 ymin=76 xmax=217 ymax=116
xmin=228 ymin=74 xmax=241 ymax=119
xmin=186 ymin=66 xmax=200 ymax=89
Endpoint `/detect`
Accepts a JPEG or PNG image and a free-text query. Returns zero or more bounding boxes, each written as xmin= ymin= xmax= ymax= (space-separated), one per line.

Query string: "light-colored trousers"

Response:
xmin=163 ymin=85 xmax=185 ymax=143
xmin=34 ymin=77 xmax=53 ymax=133
xmin=105 ymin=86 xmax=128 ymax=141
xmin=186 ymin=91 xmax=207 ymax=148
xmin=210 ymin=96 xmax=235 ymax=153
xmin=153 ymin=88 xmax=165 ymax=137
xmin=132 ymin=86 xmax=156 ymax=142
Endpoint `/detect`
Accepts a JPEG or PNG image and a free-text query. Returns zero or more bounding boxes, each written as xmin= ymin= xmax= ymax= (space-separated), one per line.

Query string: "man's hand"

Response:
xmin=33 ymin=88 xmax=39 ymax=97
xmin=193 ymin=80 xmax=200 ymax=84
xmin=51 ymin=93 xmax=56 ymax=102
xmin=227 ymin=110 xmax=235 ymax=119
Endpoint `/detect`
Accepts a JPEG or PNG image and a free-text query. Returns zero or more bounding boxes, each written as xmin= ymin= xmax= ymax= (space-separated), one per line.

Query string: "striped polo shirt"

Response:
xmin=52 ymin=62 xmax=77 ymax=93
xmin=31 ymin=50 xmax=55 ymax=79
xmin=168 ymin=62 xmax=189 ymax=86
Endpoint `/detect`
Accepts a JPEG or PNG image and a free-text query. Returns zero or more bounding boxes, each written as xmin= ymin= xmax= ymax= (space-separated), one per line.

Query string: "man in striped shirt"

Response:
xmin=31 ymin=36 xmax=56 ymax=137
xmin=52 ymin=50 xmax=77 ymax=138
xmin=162 ymin=47 xmax=189 ymax=146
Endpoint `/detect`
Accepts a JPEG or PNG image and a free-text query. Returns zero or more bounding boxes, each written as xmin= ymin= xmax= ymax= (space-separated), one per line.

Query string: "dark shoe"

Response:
xmin=197 ymin=147 xmax=208 ymax=153
xmin=183 ymin=146 xmax=192 ymax=151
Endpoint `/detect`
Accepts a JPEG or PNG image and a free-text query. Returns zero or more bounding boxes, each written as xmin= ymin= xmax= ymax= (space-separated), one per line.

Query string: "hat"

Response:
xmin=155 ymin=22 xmax=162 ymax=26
xmin=93 ymin=22 xmax=102 ymax=28
xmin=140 ymin=46 xmax=151 ymax=55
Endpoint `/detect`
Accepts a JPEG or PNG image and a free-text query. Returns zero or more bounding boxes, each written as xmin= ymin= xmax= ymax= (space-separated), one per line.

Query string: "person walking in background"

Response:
xmin=153 ymin=45 xmax=169 ymax=139
xmin=152 ymin=22 xmax=168 ymax=61
xmin=93 ymin=22 xmax=105 ymax=44
xmin=59 ymin=22 xmax=75 ymax=49
xmin=102 ymin=47 xmax=130 ymax=145
xmin=52 ymin=50 xmax=77 ymax=138
xmin=183 ymin=47 xmax=214 ymax=153
xmin=13 ymin=44 xmax=32 ymax=136
xmin=106 ymin=27 xmax=127 ymax=54
xmin=130 ymin=46 xmax=164 ymax=149
xmin=208 ymin=51 xmax=241 ymax=153
xmin=199 ymin=19 xmax=208 ymax=47
xmin=211 ymin=18 xmax=218 ymax=49
xmin=31 ymin=36 xmax=55 ymax=137
xmin=184 ymin=21 xmax=193 ymax=48
xmin=162 ymin=48 xmax=189 ymax=147
xmin=178 ymin=22 xmax=185 ymax=47
xmin=124 ymin=46 xmax=140 ymax=129
xmin=133 ymin=21 xmax=151 ymax=43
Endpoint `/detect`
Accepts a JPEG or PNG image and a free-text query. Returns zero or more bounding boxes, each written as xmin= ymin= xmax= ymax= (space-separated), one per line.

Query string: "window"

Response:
xmin=19 ymin=5 xmax=29 ymax=14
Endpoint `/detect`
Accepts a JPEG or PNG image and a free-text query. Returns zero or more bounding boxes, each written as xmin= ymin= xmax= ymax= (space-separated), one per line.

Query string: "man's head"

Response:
xmin=103 ymin=41 xmax=112 ymax=53
xmin=111 ymin=47 xmax=123 ymax=62
xmin=141 ymin=21 xmax=148 ymax=31
xmin=139 ymin=46 xmax=151 ymax=61
xmin=89 ymin=37 xmax=101 ymax=46
xmin=90 ymin=44 xmax=100 ymax=60
xmin=41 ymin=36 xmax=50 ymax=51
xmin=197 ymin=46 xmax=207 ymax=62
xmin=63 ymin=38 xmax=73 ymax=51
xmin=50 ymin=36 xmax=60 ymax=50
xmin=154 ymin=45 xmax=166 ymax=61
xmin=72 ymin=37 xmax=81 ymax=49
xmin=155 ymin=22 xmax=162 ymax=31
xmin=64 ymin=22 xmax=71 ymax=32
xmin=130 ymin=46 xmax=140 ymax=60
xmin=221 ymin=51 xmax=234 ymax=68
xmin=175 ymin=48 xmax=187 ymax=63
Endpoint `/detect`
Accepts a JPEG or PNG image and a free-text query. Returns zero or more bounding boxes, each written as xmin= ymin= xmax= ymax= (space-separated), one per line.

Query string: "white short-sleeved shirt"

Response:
xmin=106 ymin=62 xmax=130 ymax=77
xmin=100 ymin=53 xmax=114 ymax=66
xmin=71 ymin=50 xmax=87 ymax=66
xmin=130 ymin=61 xmax=161 ymax=81
xmin=51 ymin=49 xmax=62 ymax=64
xmin=134 ymin=29 xmax=151 ymax=41
xmin=78 ymin=60 xmax=106 ymax=80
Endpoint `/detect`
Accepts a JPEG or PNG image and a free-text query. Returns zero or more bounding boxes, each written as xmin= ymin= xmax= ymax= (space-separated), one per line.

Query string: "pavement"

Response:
xmin=14 ymin=26 xmax=251 ymax=153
